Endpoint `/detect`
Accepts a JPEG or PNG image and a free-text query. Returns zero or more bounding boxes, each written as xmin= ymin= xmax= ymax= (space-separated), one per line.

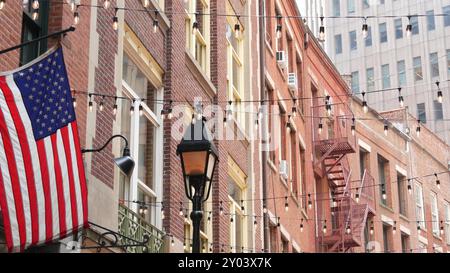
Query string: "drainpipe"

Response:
xmin=258 ymin=0 xmax=270 ymax=252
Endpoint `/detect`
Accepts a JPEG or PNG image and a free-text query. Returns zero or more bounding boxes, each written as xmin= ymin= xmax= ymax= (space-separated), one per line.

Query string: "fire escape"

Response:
xmin=313 ymin=111 xmax=375 ymax=252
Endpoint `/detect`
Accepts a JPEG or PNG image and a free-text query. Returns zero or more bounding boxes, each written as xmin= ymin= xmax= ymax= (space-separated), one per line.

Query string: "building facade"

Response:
xmin=320 ymin=0 xmax=450 ymax=144
xmin=0 ymin=0 xmax=449 ymax=254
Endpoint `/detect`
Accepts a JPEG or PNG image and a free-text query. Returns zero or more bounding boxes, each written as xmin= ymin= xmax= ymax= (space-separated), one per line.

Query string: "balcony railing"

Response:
xmin=118 ymin=204 xmax=165 ymax=253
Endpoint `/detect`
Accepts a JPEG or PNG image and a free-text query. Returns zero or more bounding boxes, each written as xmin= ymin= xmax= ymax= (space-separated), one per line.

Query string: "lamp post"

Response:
xmin=177 ymin=118 xmax=218 ymax=253
xmin=82 ymin=134 xmax=135 ymax=176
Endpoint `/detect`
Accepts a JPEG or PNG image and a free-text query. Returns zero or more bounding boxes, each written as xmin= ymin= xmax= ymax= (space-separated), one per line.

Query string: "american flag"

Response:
xmin=0 ymin=47 xmax=88 ymax=252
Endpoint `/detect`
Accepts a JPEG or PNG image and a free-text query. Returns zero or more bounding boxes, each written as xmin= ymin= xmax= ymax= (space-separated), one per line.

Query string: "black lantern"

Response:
xmin=177 ymin=118 xmax=218 ymax=253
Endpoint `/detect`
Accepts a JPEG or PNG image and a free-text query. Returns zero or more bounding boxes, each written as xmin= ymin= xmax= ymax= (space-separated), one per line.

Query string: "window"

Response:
xmin=366 ymin=67 xmax=375 ymax=91
xmin=397 ymin=60 xmax=406 ymax=87
xmin=226 ymin=10 xmax=245 ymax=129
xmin=377 ymin=155 xmax=389 ymax=206
xmin=335 ymin=34 xmax=343 ymax=54
xmin=365 ymin=26 xmax=372 ymax=47
xmin=413 ymin=56 xmax=423 ymax=81
xmin=444 ymin=5 xmax=450 ymax=27
xmin=382 ymin=225 xmax=392 ymax=252
xmin=379 ymin=23 xmax=387 ymax=43
xmin=417 ymin=103 xmax=426 ymax=124
xmin=447 ymin=49 xmax=450 ymax=75
xmin=349 ymin=30 xmax=357 ymax=51
xmin=333 ymin=0 xmax=341 ymax=16
xmin=415 ymin=182 xmax=425 ymax=229
xmin=351 ymin=71 xmax=359 ymax=93
xmin=228 ymin=158 xmax=247 ymax=253
xmin=347 ymin=0 xmax=355 ymax=14
xmin=427 ymin=10 xmax=436 ymax=31
xmin=401 ymin=233 xmax=410 ymax=253
xmin=362 ymin=0 xmax=370 ymax=9
xmin=300 ymin=144 xmax=306 ymax=209
xmin=431 ymin=193 xmax=440 ymax=236
xmin=20 ymin=0 xmax=50 ymax=65
xmin=430 ymin=52 xmax=440 ymax=79
xmin=445 ymin=203 xmax=450 ymax=245
xmin=411 ymin=16 xmax=419 ymax=35
xmin=279 ymin=106 xmax=288 ymax=163
xmin=185 ymin=0 xmax=210 ymax=73
xmin=290 ymin=131 xmax=298 ymax=195
xmin=359 ymin=149 xmax=370 ymax=179
xmin=281 ymin=236 xmax=289 ymax=253
xmin=121 ymin=46 xmax=163 ymax=228
xmin=397 ymin=172 xmax=408 ymax=216
xmin=381 ymin=64 xmax=390 ymax=89
xmin=394 ymin=18 xmax=403 ymax=39
xmin=434 ymin=100 xmax=444 ymax=120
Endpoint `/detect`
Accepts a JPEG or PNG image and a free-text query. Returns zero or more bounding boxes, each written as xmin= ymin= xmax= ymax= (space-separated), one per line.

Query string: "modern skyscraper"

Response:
xmin=299 ymin=0 xmax=450 ymax=144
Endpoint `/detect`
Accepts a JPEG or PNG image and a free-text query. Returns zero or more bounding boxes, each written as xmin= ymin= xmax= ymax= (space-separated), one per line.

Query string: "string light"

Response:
xmin=191 ymin=113 xmax=196 ymax=124
xmin=276 ymin=15 xmax=282 ymax=39
xmin=435 ymin=173 xmax=441 ymax=189
xmin=406 ymin=16 xmax=412 ymax=38
xmin=73 ymin=5 xmax=80 ymax=25
xmin=179 ymin=202 xmax=184 ymax=216
xmin=207 ymin=211 xmax=211 ymax=223
xmin=416 ymin=120 xmax=421 ymax=138
xmin=436 ymin=81 xmax=443 ymax=103
xmin=0 ymin=0 xmax=5 ymax=10
xmin=346 ymin=225 xmax=351 ymax=234
xmin=362 ymin=92 xmax=368 ymax=114
xmin=99 ymin=96 xmax=104 ymax=111
xmin=284 ymin=196 xmax=289 ymax=212
xmin=417 ymin=222 xmax=421 ymax=235
xmin=139 ymin=102 xmax=144 ymax=116
xmin=393 ymin=221 xmax=397 ymax=235
xmin=142 ymin=0 xmax=150 ymax=8
xmin=219 ymin=201 xmax=224 ymax=215
xmin=286 ymin=115 xmax=292 ymax=133
xmin=355 ymin=188 xmax=360 ymax=203
xmin=230 ymin=215 xmax=234 ymax=223
xmin=277 ymin=217 xmax=281 ymax=227
xmin=384 ymin=121 xmax=389 ymax=136
xmin=167 ymin=100 xmax=173 ymax=119
xmin=351 ymin=118 xmax=356 ymax=136
xmin=32 ymin=8 xmax=39 ymax=21
xmin=292 ymin=99 xmax=298 ymax=117
xmin=263 ymin=203 xmax=267 ymax=214
xmin=407 ymin=179 xmax=412 ymax=195
xmin=240 ymin=200 xmax=245 ymax=212
xmin=234 ymin=16 xmax=241 ymax=39
xmin=171 ymin=235 xmax=175 ymax=247
xmin=184 ymin=211 xmax=189 ymax=223
xmin=300 ymin=219 xmax=304 ymax=232
xmin=113 ymin=97 xmax=118 ymax=116
xmin=130 ymin=100 xmax=135 ymax=115
xmin=72 ymin=97 xmax=77 ymax=108
xmin=253 ymin=216 xmax=257 ymax=229
xmin=69 ymin=0 xmax=76 ymax=12
xmin=88 ymin=94 xmax=93 ymax=112
xmin=103 ymin=0 xmax=111 ymax=9
xmin=440 ymin=221 xmax=444 ymax=235
xmin=322 ymin=220 xmax=327 ymax=234
xmin=192 ymin=13 xmax=199 ymax=35
xmin=161 ymin=202 xmax=165 ymax=220
xmin=318 ymin=16 xmax=325 ymax=41
xmin=318 ymin=119 xmax=323 ymax=135
xmin=153 ymin=11 xmax=159 ymax=34
xmin=308 ymin=194 xmax=312 ymax=210
xmin=370 ymin=222 xmax=374 ymax=235
xmin=32 ymin=0 xmax=39 ymax=10
xmin=398 ymin=88 xmax=404 ymax=108
xmin=112 ymin=8 xmax=119 ymax=31
xmin=381 ymin=184 xmax=387 ymax=200
xmin=362 ymin=17 xmax=368 ymax=39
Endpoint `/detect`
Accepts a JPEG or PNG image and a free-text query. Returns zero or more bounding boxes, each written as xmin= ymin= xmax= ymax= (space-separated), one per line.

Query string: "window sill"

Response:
xmin=185 ymin=50 xmax=216 ymax=98
xmin=399 ymin=214 xmax=409 ymax=222
xmin=432 ymin=234 xmax=443 ymax=242
xmin=265 ymin=40 xmax=275 ymax=57
xmin=379 ymin=203 xmax=395 ymax=213
xmin=267 ymin=159 xmax=277 ymax=173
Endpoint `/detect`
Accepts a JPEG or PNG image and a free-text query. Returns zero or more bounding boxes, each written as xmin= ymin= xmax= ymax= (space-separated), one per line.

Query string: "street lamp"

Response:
xmin=177 ymin=118 xmax=219 ymax=253
xmin=82 ymin=134 xmax=135 ymax=176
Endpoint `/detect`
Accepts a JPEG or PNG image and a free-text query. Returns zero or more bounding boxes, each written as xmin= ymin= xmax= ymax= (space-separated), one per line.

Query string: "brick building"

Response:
xmin=0 ymin=0 xmax=449 ymax=254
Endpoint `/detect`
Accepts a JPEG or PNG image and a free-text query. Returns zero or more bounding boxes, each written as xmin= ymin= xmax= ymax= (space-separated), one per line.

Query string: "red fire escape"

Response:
xmin=313 ymin=113 xmax=375 ymax=253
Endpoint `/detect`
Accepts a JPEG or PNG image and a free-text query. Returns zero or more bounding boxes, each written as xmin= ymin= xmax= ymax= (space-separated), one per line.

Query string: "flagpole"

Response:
xmin=0 ymin=27 xmax=76 ymax=56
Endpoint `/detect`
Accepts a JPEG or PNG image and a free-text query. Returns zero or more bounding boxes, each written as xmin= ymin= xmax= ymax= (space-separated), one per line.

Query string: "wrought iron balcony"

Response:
xmin=118 ymin=204 xmax=165 ymax=253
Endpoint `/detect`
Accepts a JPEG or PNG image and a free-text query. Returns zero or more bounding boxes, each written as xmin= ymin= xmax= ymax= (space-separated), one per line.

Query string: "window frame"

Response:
xmin=415 ymin=182 xmax=425 ymax=229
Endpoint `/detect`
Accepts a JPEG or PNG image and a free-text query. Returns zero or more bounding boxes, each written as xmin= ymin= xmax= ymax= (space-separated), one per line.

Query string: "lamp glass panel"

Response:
xmin=206 ymin=153 xmax=216 ymax=180
xmin=182 ymin=151 xmax=208 ymax=176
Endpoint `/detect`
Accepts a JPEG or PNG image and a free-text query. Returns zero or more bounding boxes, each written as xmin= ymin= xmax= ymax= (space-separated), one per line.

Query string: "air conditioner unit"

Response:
xmin=276 ymin=51 xmax=288 ymax=69
xmin=279 ymin=160 xmax=289 ymax=180
xmin=288 ymin=73 xmax=298 ymax=92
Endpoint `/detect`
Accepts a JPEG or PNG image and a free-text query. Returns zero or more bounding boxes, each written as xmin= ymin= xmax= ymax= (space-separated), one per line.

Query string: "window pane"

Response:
xmin=349 ymin=30 xmax=357 ymax=51
xmin=351 ymin=71 xmax=359 ymax=93
xmin=444 ymin=6 xmax=450 ymax=27
xmin=394 ymin=18 xmax=403 ymax=39
xmin=333 ymin=0 xmax=341 ymax=16
xmin=430 ymin=52 xmax=440 ymax=78
xmin=335 ymin=34 xmax=342 ymax=54
xmin=382 ymin=64 xmax=390 ymax=89
xmin=138 ymin=117 xmax=155 ymax=189
xmin=366 ymin=67 xmax=375 ymax=91
xmin=434 ymin=100 xmax=444 ymax=120
xmin=379 ymin=23 xmax=387 ymax=43
xmin=417 ymin=103 xmax=426 ymax=124
xmin=427 ymin=10 xmax=436 ymax=31
xmin=138 ymin=188 xmax=156 ymax=224
xmin=347 ymin=0 xmax=355 ymax=13
xmin=365 ymin=26 xmax=372 ymax=47
xmin=413 ymin=56 xmax=423 ymax=81
xmin=411 ymin=16 xmax=419 ymax=35
xmin=447 ymin=49 xmax=450 ymax=75
xmin=397 ymin=60 xmax=406 ymax=87
xmin=362 ymin=0 xmax=370 ymax=9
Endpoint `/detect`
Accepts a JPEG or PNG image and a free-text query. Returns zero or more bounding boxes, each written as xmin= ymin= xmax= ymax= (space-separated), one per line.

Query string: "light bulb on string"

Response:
xmin=416 ymin=120 xmax=421 ymax=138
xmin=32 ymin=9 xmax=39 ymax=21
xmin=381 ymin=185 xmax=387 ymax=200
xmin=292 ymin=98 xmax=298 ymax=117
xmin=99 ymin=96 xmax=104 ymax=112
xmin=191 ymin=113 xmax=196 ymax=125
xmin=435 ymin=173 xmax=440 ymax=189
xmin=142 ymin=0 xmax=150 ymax=8
xmin=192 ymin=13 xmax=199 ymax=35
xmin=406 ymin=16 xmax=412 ymax=38
xmin=362 ymin=17 xmax=368 ymax=39
xmin=355 ymin=189 xmax=360 ymax=203
xmin=284 ymin=196 xmax=289 ymax=212
xmin=286 ymin=116 xmax=291 ymax=134
xmin=307 ymin=194 xmax=312 ymax=210
xmin=171 ymin=236 xmax=174 ymax=247
xmin=234 ymin=17 xmax=241 ymax=39
xmin=351 ymin=118 xmax=356 ymax=136
xmin=276 ymin=16 xmax=282 ymax=39
xmin=72 ymin=96 xmax=77 ymax=108
xmin=370 ymin=222 xmax=374 ymax=235
xmin=219 ymin=201 xmax=224 ymax=215
xmin=88 ymin=94 xmax=93 ymax=112
xmin=240 ymin=200 xmax=245 ymax=212
xmin=407 ymin=180 xmax=412 ymax=195
xmin=253 ymin=217 xmax=258 ymax=229
xmin=393 ymin=221 xmax=397 ymax=235
xmin=0 ymin=0 xmax=5 ymax=10
xmin=103 ymin=0 xmax=111 ymax=9
xmin=436 ymin=81 xmax=443 ymax=103
xmin=130 ymin=100 xmax=135 ymax=115
xmin=167 ymin=101 xmax=173 ymax=120
xmin=73 ymin=7 xmax=80 ymax=25
xmin=398 ymin=88 xmax=404 ymax=107
xmin=263 ymin=203 xmax=267 ymax=214
xmin=362 ymin=92 xmax=368 ymax=113
xmin=179 ymin=202 xmax=184 ymax=216
xmin=69 ymin=0 xmax=76 ymax=12
xmin=346 ymin=225 xmax=351 ymax=234
xmin=300 ymin=219 xmax=304 ymax=232
xmin=318 ymin=16 xmax=325 ymax=41
xmin=440 ymin=221 xmax=444 ymax=235
xmin=139 ymin=103 xmax=144 ymax=116
xmin=417 ymin=222 xmax=421 ymax=234
xmin=153 ymin=11 xmax=159 ymax=34
xmin=384 ymin=122 xmax=389 ymax=137
xmin=113 ymin=9 xmax=119 ymax=31
xmin=113 ymin=97 xmax=118 ymax=116
xmin=322 ymin=220 xmax=327 ymax=234
xmin=161 ymin=203 xmax=165 ymax=220
xmin=318 ymin=119 xmax=323 ymax=135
